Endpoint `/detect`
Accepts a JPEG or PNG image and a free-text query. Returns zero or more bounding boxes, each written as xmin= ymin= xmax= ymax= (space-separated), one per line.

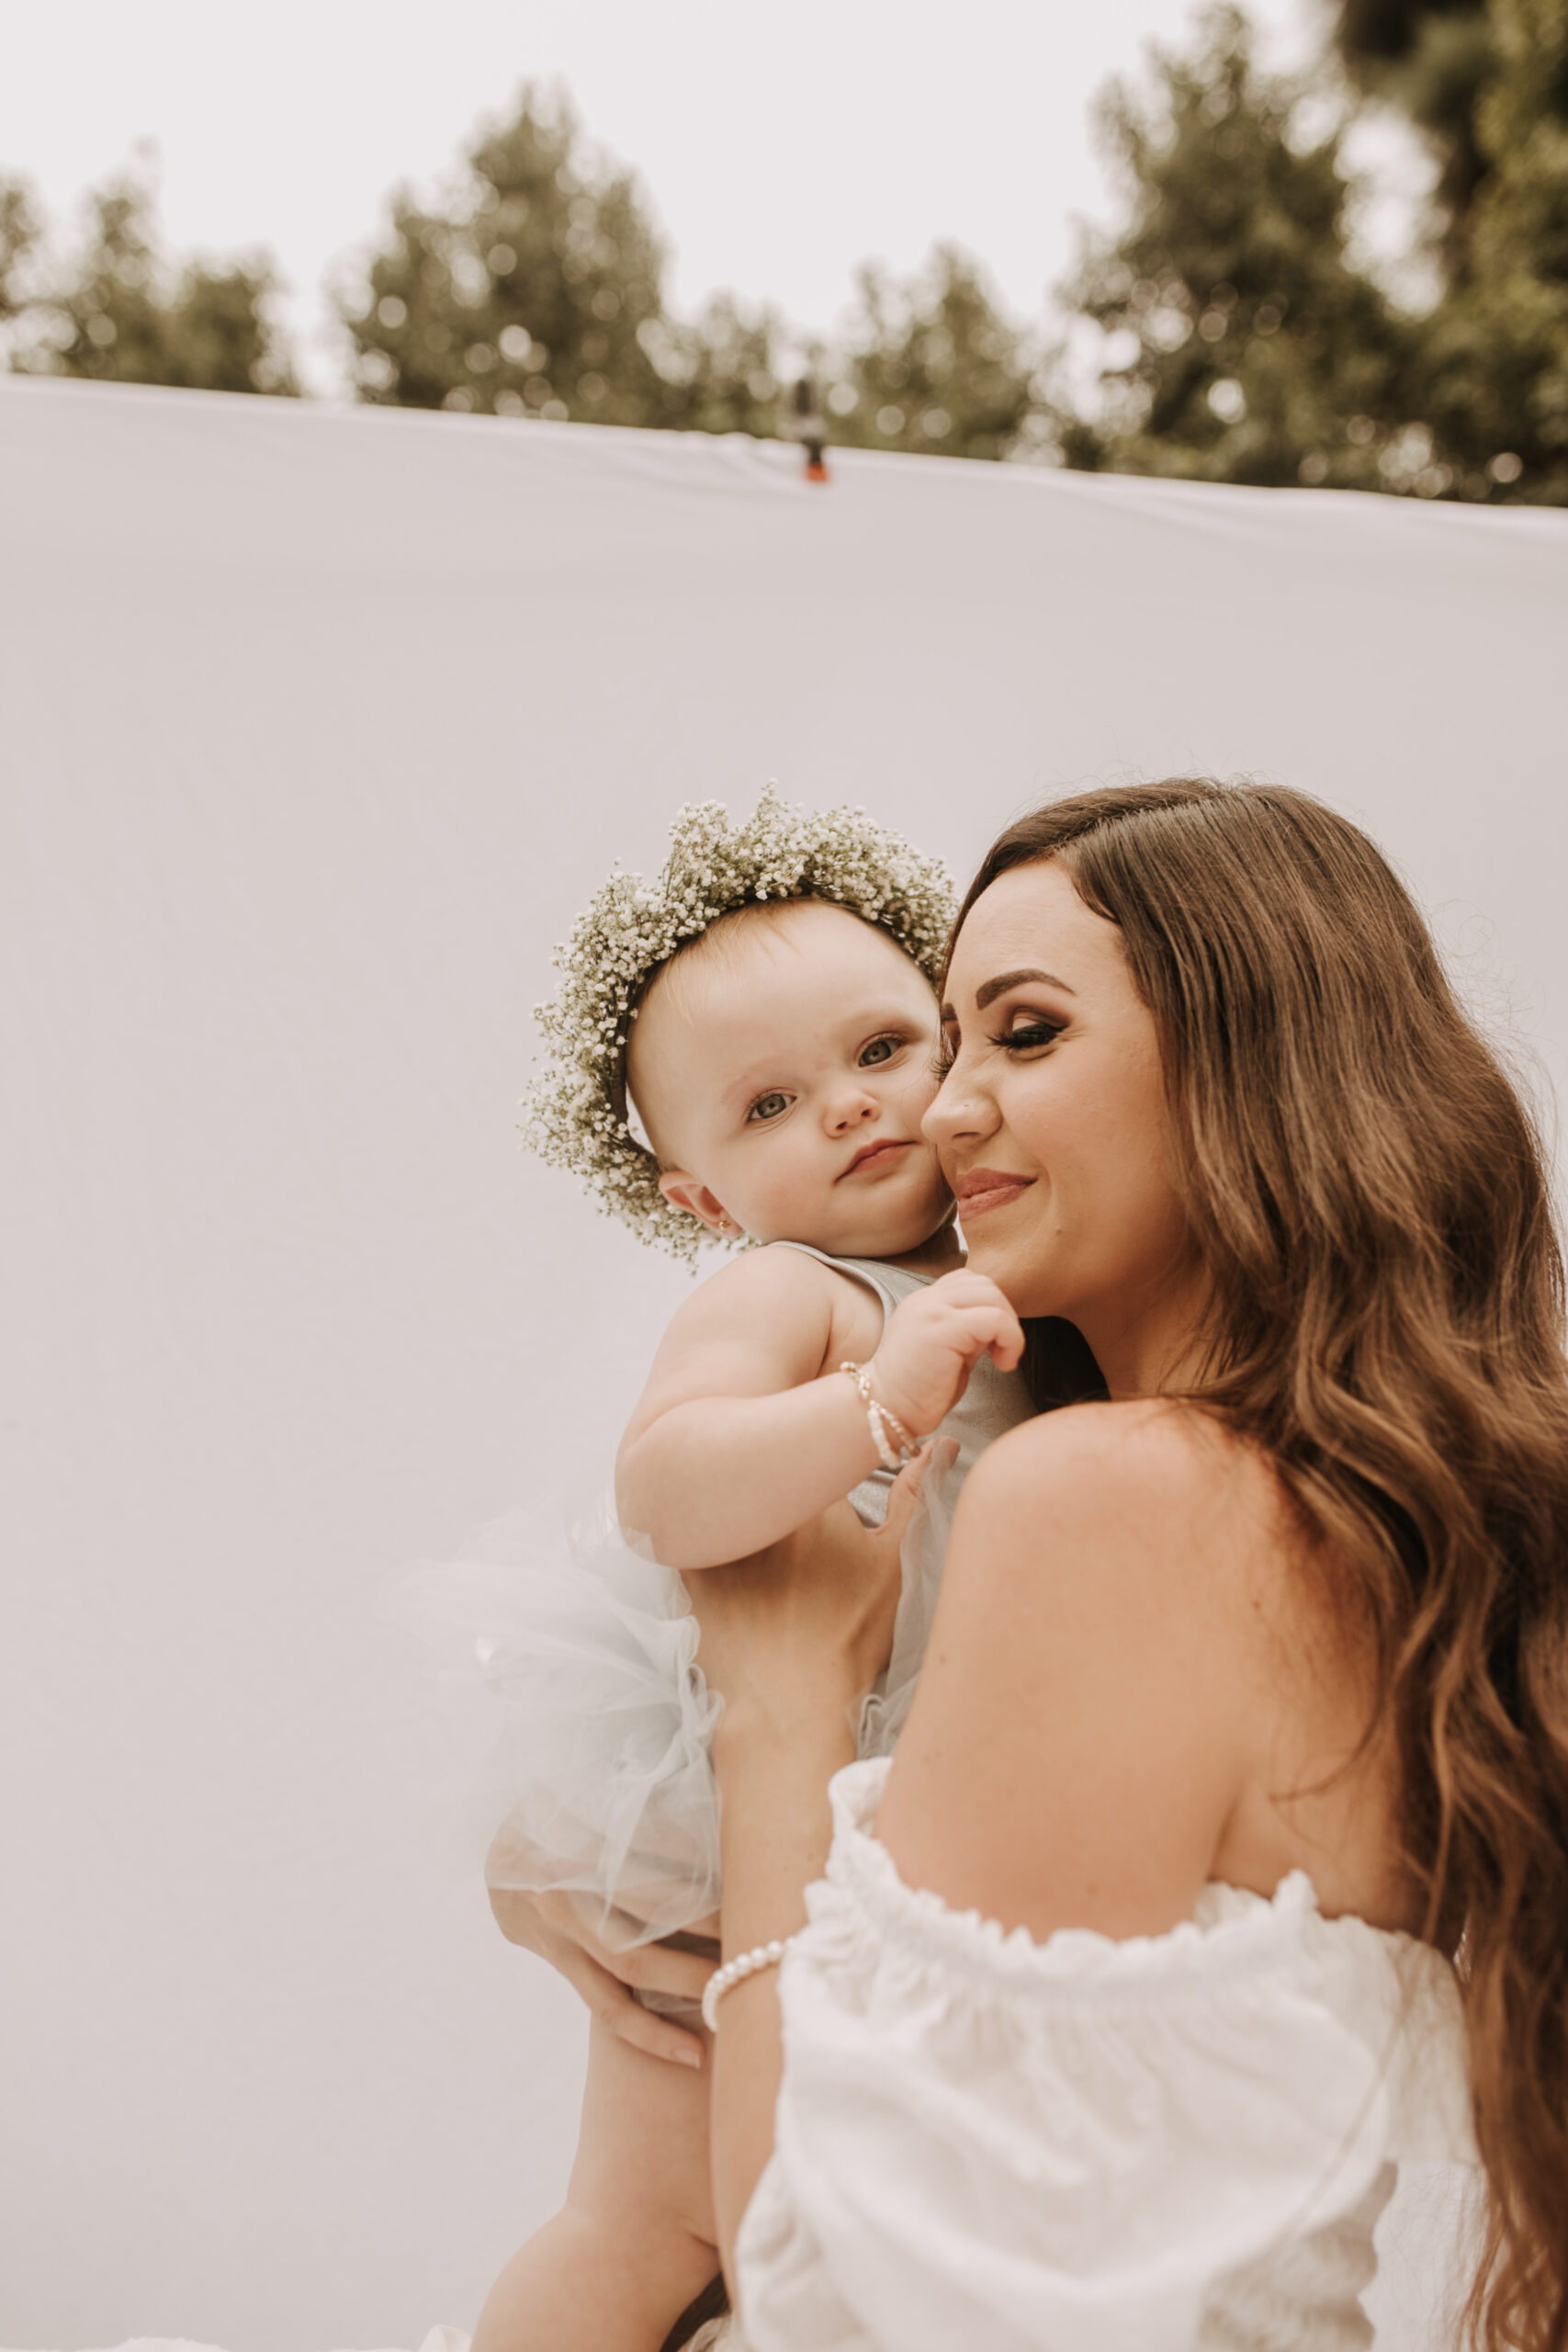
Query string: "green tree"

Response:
xmin=8 ymin=167 xmax=296 ymax=395
xmin=1333 ymin=0 xmax=1567 ymax=496
xmin=1401 ymin=0 xmax=1568 ymax=497
xmin=341 ymin=92 xmax=1043 ymax=459
xmin=1 ymin=174 xmax=40 ymax=333
xmin=1054 ymin=6 xmax=1413 ymax=490
xmin=819 ymin=245 xmax=1038 ymax=460
xmin=635 ymin=292 xmax=785 ymax=436
xmin=342 ymin=87 xmax=781 ymax=436
xmin=1335 ymin=0 xmax=1497 ymax=258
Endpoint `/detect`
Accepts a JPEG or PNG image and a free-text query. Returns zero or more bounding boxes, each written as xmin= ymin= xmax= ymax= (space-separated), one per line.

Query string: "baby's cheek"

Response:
xmin=751 ymin=1147 xmax=825 ymax=1234
xmin=898 ymin=1062 xmax=942 ymax=1119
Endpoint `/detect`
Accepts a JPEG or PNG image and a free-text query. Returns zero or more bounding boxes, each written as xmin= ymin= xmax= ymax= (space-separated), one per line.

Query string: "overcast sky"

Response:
xmin=7 ymin=0 xmax=1313 ymax=392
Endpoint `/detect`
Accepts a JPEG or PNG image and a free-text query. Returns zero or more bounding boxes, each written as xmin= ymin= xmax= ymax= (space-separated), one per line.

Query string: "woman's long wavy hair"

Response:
xmin=954 ymin=779 xmax=1568 ymax=2351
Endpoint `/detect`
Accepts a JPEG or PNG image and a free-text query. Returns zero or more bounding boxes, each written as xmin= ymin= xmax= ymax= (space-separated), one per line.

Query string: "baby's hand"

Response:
xmin=867 ymin=1272 xmax=1024 ymax=1439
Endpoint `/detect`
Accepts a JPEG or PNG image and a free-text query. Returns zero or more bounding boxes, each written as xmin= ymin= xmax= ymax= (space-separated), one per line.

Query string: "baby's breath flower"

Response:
xmin=522 ymin=783 xmax=956 ymax=1263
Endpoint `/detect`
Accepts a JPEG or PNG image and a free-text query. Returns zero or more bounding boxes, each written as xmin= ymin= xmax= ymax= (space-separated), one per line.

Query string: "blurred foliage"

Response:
xmin=1 ymin=174 xmax=41 ymax=326
xmin=1335 ymin=0 xmax=1497 ymax=252
xmin=2 ymin=164 xmax=296 ymax=395
xmin=342 ymin=88 xmax=1036 ymax=457
xmin=817 ymin=247 xmax=1040 ymax=460
xmin=1052 ymin=8 xmax=1412 ymax=490
xmin=1329 ymin=0 xmax=1568 ymax=493
xmin=341 ymin=90 xmax=782 ymax=435
xmin=6 ymin=21 xmax=1562 ymax=495
xmin=1050 ymin=0 xmax=1567 ymax=502
xmin=646 ymin=293 xmax=790 ymax=435
xmin=1411 ymin=0 xmax=1568 ymax=494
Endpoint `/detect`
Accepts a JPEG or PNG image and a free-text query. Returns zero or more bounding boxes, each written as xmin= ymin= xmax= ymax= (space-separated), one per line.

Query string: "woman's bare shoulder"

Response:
xmin=958 ymin=1397 xmax=1287 ymax=1598
xmin=876 ymin=1400 xmax=1300 ymax=1937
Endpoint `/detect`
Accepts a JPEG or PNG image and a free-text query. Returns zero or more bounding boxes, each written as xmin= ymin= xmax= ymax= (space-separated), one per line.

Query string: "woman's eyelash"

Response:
xmin=932 ymin=1015 xmax=1062 ymax=1080
xmin=991 ymin=1019 xmax=1064 ymax=1052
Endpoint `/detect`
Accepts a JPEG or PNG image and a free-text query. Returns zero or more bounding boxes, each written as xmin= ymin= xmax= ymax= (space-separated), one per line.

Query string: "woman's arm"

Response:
xmin=687 ymin=1493 xmax=913 ymax=2278
xmin=708 ymin=1706 xmax=856 ymax=2266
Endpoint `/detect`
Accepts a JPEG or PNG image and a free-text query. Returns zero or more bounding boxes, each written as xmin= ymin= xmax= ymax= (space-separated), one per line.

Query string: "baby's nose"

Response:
xmin=829 ymin=1092 xmax=877 ymax=1130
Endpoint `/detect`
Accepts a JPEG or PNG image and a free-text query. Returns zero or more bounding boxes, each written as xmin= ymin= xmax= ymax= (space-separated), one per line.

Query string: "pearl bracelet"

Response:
xmin=701 ymin=1936 xmax=795 ymax=2033
xmin=840 ymin=1361 xmax=919 ymax=1473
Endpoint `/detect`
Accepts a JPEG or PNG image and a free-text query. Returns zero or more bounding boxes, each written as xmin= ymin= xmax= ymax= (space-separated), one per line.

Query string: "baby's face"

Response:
xmin=626 ymin=899 xmax=951 ymax=1258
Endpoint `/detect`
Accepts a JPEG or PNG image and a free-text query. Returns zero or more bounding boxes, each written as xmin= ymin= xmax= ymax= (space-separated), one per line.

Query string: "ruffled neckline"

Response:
xmin=823 ymin=1756 xmax=1453 ymax=2000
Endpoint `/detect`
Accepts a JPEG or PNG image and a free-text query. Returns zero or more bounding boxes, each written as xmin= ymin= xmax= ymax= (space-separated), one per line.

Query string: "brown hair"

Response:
xmin=953 ymin=779 xmax=1568 ymax=2350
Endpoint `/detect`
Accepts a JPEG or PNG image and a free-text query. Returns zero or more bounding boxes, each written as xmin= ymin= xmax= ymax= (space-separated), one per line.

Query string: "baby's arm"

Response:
xmin=615 ymin=1248 xmax=878 ymax=1568
xmin=615 ymin=1251 xmax=1021 ymax=1570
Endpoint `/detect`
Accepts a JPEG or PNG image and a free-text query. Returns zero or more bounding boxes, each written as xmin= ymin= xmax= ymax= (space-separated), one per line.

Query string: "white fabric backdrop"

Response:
xmin=3 ymin=377 xmax=1564 ymax=2352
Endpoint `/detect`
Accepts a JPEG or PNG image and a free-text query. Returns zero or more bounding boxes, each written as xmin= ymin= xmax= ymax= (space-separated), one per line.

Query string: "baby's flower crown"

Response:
xmin=522 ymin=784 xmax=957 ymax=1263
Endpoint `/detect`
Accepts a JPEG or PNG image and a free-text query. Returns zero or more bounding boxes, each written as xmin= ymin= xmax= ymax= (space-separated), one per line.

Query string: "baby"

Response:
xmin=414 ymin=794 xmax=1032 ymax=2352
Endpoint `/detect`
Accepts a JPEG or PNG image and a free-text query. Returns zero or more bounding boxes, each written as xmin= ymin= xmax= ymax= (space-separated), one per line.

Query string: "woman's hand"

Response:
xmin=867 ymin=1272 xmax=1023 ymax=1439
xmin=485 ymin=1875 xmax=716 ymax=2070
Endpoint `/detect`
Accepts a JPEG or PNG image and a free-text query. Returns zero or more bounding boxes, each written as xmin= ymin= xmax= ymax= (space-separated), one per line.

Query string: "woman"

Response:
xmin=511 ymin=781 xmax=1568 ymax=2349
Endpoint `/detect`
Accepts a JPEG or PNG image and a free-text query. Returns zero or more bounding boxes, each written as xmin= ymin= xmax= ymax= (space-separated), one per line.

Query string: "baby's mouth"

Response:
xmin=840 ymin=1137 xmax=916 ymax=1180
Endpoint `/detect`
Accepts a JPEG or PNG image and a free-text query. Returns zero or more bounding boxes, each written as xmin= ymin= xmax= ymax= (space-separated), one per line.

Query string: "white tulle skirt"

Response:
xmin=396 ymin=1461 xmax=957 ymax=1951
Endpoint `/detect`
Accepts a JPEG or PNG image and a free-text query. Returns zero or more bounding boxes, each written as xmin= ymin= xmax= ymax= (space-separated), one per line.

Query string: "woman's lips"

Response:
xmin=954 ymin=1169 xmax=1036 ymax=1220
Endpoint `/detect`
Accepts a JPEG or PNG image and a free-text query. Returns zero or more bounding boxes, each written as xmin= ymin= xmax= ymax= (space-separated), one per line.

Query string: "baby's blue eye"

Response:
xmin=860 ymin=1035 xmax=898 ymax=1067
xmin=748 ymin=1091 xmax=792 ymax=1124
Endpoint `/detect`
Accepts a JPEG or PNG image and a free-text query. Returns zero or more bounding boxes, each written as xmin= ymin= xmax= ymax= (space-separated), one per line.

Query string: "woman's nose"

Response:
xmin=922 ymin=1057 xmax=992 ymax=1148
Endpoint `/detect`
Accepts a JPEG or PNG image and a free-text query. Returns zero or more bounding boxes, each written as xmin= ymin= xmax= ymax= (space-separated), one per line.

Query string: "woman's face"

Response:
xmin=924 ymin=859 xmax=1193 ymax=1356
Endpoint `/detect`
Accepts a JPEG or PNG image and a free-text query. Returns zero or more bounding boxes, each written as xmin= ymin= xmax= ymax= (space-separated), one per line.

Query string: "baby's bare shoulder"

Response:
xmin=632 ymin=1243 xmax=862 ymax=1410
xmin=677 ymin=1241 xmax=848 ymax=1327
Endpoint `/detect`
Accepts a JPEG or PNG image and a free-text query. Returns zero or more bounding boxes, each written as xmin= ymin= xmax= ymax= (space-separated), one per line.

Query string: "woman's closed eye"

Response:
xmin=931 ymin=1008 xmax=1061 ymax=1081
xmin=991 ymin=1010 xmax=1065 ymax=1054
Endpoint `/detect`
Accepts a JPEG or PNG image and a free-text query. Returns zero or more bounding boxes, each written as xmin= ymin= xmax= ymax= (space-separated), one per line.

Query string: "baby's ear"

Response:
xmin=657 ymin=1170 xmax=739 ymax=1240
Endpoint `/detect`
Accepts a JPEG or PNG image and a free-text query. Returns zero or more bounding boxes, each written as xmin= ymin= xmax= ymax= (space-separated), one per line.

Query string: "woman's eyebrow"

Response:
xmin=973 ymin=967 xmax=1077 ymax=1011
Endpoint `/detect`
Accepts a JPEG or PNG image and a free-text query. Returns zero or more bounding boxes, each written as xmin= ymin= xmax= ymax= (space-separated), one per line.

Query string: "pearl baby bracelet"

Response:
xmin=702 ymin=1936 xmax=796 ymax=2033
xmin=840 ymin=1361 xmax=919 ymax=1473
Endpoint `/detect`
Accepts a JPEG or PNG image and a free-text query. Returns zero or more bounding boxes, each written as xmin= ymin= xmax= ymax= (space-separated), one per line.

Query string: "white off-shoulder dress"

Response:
xmin=728 ymin=1758 xmax=1478 ymax=2352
